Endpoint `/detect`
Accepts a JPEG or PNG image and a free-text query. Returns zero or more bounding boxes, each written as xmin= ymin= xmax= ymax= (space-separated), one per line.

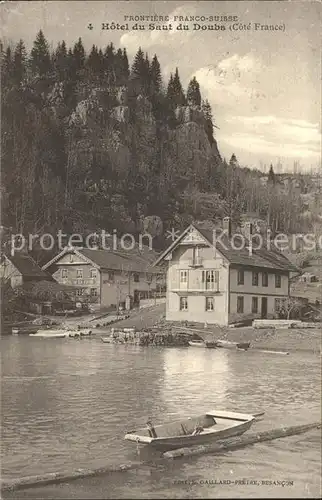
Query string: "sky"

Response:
xmin=1 ymin=0 xmax=321 ymax=172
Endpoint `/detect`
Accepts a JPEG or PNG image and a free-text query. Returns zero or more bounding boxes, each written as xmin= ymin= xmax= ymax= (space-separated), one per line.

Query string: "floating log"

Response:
xmin=252 ymin=349 xmax=290 ymax=355
xmin=1 ymin=461 xmax=142 ymax=492
xmin=163 ymin=422 xmax=321 ymax=459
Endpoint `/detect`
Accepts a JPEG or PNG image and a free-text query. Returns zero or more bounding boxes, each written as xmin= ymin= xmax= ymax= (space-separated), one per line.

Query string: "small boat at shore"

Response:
xmin=188 ymin=340 xmax=206 ymax=347
xmin=216 ymin=340 xmax=250 ymax=350
xmin=205 ymin=341 xmax=217 ymax=349
xmin=101 ymin=336 xmax=112 ymax=343
xmin=30 ymin=328 xmax=92 ymax=338
xmin=124 ymin=410 xmax=257 ymax=451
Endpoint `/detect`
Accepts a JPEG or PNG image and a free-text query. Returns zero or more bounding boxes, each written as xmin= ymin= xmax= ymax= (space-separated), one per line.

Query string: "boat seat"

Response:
xmin=182 ymin=415 xmax=216 ymax=435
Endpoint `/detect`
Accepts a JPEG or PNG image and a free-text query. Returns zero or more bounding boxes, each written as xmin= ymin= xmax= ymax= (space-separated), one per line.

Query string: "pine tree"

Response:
xmin=122 ymin=48 xmax=129 ymax=80
xmin=150 ymin=54 xmax=162 ymax=93
xmin=229 ymin=154 xmax=238 ymax=168
xmin=172 ymin=67 xmax=186 ymax=106
xmin=73 ymin=37 xmax=85 ymax=75
xmin=86 ymin=44 xmax=101 ymax=79
xmin=53 ymin=40 xmax=68 ymax=80
xmin=166 ymin=73 xmax=174 ymax=99
xmin=131 ymin=47 xmax=145 ymax=79
xmin=167 ymin=68 xmax=185 ymax=107
xmin=187 ymin=76 xmax=201 ymax=106
xmin=30 ymin=30 xmax=51 ymax=76
xmin=131 ymin=47 xmax=149 ymax=95
xmin=1 ymin=46 xmax=13 ymax=86
xmin=12 ymin=40 xmax=27 ymax=84
xmin=202 ymin=99 xmax=214 ymax=143
xmin=103 ymin=43 xmax=115 ymax=83
xmin=114 ymin=48 xmax=128 ymax=85
xmin=268 ymin=164 xmax=276 ymax=185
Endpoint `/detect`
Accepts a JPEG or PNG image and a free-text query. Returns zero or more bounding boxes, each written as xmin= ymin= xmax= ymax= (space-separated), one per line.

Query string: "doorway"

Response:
xmin=261 ymin=297 xmax=268 ymax=318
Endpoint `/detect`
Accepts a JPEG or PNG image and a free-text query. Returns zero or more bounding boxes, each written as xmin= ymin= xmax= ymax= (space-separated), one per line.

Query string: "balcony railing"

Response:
xmin=171 ymin=283 xmax=220 ymax=293
xmin=188 ymin=257 xmax=203 ymax=268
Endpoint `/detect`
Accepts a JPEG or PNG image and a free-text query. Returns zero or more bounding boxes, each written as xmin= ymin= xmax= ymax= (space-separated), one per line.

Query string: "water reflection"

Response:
xmin=162 ymin=348 xmax=230 ymax=418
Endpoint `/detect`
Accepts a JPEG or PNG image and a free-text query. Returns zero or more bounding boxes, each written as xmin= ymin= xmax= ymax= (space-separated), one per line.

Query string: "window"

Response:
xmin=180 ymin=297 xmax=188 ymax=311
xmin=252 ymin=271 xmax=259 ymax=286
xmin=90 ymin=288 xmax=98 ymax=296
xmin=252 ymin=297 xmax=258 ymax=313
xmin=61 ymin=269 xmax=68 ymax=279
xmin=237 ymin=296 xmax=244 ymax=313
xmin=180 ymin=270 xmax=188 ymax=283
xmin=262 ymin=272 xmax=268 ymax=287
xmin=206 ymin=297 xmax=214 ymax=311
xmin=69 ymin=254 xmax=73 ymax=263
xmin=133 ymin=273 xmax=140 ymax=283
xmin=76 ymin=289 xmax=83 ymax=296
xmin=237 ymin=269 xmax=244 ymax=285
xmin=90 ymin=269 xmax=97 ymax=278
xmin=275 ymin=274 xmax=281 ymax=288
xmin=76 ymin=269 xmax=83 ymax=279
xmin=108 ymin=271 xmax=115 ymax=282
xmin=202 ymin=270 xmax=216 ymax=289
xmin=275 ymin=298 xmax=280 ymax=312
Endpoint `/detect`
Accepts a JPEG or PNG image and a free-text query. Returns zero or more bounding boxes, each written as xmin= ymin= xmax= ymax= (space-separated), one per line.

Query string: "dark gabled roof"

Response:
xmin=79 ymin=248 xmax=161 ymax=274
xmin=197 ymin=226 xmax=299 ymax=272
xmin=43 ymin=245 xmax=164 ymax=275
xmin=155 ymin=224 xmax=299 ymax=273
xmin=6 ymin=253 xmax=51 ymax=279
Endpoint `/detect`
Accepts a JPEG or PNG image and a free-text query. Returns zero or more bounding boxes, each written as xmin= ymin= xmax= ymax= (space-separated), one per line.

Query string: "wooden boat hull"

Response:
xmin=205 ymin=342 xmax=217 ymax=349
xmin=188 ymin=341 xmax=206 ymax=347
xmin=101 ymin=337 xmax=112 ymax=343
xmin=217 ymin=340 xmax=250 ymax=350
xmin=125 ymin=410 xmax=255 ymax=451
xmin=30 ymin=329 xmax=92 ymax=338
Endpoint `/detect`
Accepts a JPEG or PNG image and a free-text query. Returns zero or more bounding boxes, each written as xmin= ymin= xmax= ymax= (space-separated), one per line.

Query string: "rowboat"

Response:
xmin=29 ymin=328 xmax=92 ymax=339
xmin=124 ymin=410 xmax=257 ymax=451
xmin=188 ymin=340 xmax=206 ymax=347
xmin=101 ymin=336 xmax=112 ymax=343
xmin=30 ymin=330 xmax=69 ymax=338
xmin=205 ymin=341 xmax=217 ymax=349
xmin=216 ymin=340 xmax=250 ymax=350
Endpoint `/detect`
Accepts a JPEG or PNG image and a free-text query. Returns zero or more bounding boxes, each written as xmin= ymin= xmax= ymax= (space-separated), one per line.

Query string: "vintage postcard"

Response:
xmin=0 ymin=1 xmax=321 ymax=499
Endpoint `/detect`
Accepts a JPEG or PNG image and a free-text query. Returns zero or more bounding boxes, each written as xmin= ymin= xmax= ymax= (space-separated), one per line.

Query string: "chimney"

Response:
xmin=222 ymin=217 xmax=231 ymax=236
xmin=242 ymin=221 xmax=254 ymax=256
xmin=241 ymin=221 xmax=253 ymax=239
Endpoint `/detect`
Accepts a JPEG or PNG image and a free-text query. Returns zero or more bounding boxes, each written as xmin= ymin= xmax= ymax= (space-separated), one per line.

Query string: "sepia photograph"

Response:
xmin=0 ymin=1 xmax=321 ymax=498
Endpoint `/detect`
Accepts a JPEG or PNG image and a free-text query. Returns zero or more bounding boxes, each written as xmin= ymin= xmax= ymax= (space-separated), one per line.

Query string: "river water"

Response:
xmin=1 ymin=335 xmax=321 ymax=498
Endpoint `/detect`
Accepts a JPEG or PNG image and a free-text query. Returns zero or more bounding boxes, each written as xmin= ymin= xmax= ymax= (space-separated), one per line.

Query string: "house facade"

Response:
xmin=43 ymin=247 xmax=164 ymax=310
xmin=154 ymin=220 xmax=298 ymax=325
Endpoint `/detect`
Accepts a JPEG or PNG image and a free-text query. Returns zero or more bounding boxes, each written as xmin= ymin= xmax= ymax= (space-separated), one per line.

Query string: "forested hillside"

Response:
xmin=1 ymin=31 xmax=317 ymax=258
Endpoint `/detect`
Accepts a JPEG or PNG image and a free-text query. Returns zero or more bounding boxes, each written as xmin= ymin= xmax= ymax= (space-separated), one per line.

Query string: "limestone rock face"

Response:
xmin=175 ymin=105 xmax=206 ymax=127
xmin=109 ymin=105 xmax=130 ymax=123
xmin=116 ymin=86 xmax=128 ymax=105
xmin=69 ymin=99 xmax=103 ymax=127
xmin=47 ymin=82 xmax=65 ymax=106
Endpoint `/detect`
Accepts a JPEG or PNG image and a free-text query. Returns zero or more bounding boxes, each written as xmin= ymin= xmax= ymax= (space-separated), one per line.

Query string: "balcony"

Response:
xmin=188 ymin=257 xmax=203 ymax=268
xmin=170 ymin=284 xmax=221 ymax=295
